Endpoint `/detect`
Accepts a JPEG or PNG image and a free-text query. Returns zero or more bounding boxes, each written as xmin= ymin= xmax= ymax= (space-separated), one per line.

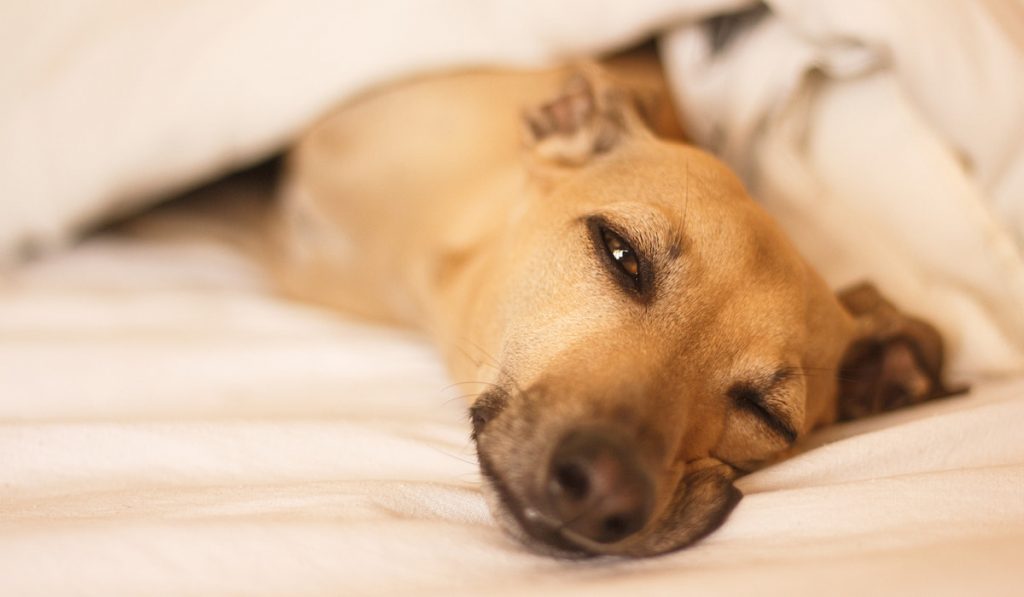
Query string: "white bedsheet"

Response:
xmin=2 ymin=226 xmax=1022 ymax=596
xmin=2 ymin=1 xmax=1024 ymax=594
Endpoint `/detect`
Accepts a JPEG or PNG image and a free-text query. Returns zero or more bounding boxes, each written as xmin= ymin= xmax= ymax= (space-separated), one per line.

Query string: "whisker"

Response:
xmin=452 ymin=342 xmax=492 ymax=371
xmin=439 ymin=380 xmax=502 ymax=394
xmin=451 ymin=337 xmax=537 ymax=404
xmin=786 ymin=369 xmax=864 ymax=384
xmin=427 ymin=446 xmax=479 ymax=467
xmin=682 ymin=160 xmax=691 ymax=234
xmin=463 ymin=337 xmax=503 ymax=371
xmin=441 ymin=392 xmax=488 ymax=406
xmin=669 ymin=157 xmax=691 ymax=257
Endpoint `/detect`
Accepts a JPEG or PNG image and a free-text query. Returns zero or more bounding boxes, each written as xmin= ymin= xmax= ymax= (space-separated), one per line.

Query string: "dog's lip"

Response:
xmin=520 ymin=505 xmax=647 ymax=555
xmin=476 ymin=449 xmax=593 ymax=556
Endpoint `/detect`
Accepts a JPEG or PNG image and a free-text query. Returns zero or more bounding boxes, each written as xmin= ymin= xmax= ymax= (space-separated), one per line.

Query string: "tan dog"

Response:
xmin=271 ymin=52 xmax=959 ymax=557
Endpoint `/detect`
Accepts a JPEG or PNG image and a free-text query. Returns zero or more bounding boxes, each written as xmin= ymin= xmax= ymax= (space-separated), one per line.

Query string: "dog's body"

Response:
xmin=271 ymin=51 xmax=957 ymax=557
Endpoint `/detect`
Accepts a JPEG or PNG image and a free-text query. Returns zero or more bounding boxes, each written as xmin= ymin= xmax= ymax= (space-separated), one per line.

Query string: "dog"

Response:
xmin=269 ymin=50 xmax=960 ymax=557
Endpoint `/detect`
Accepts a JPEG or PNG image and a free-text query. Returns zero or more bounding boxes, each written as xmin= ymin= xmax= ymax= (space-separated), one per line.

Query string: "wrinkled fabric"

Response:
xmin=0 ymin=0 xmax=727 ymax=260
xmin=662 ymin=0 xmax=1024 ymax=374
xmin=2 ymin=1 xmax=1023 ymax=594
xmin=2 ymin=1 xmax=1021 ymax=372
xmin=1 ymin=226 xmax=1022 ymax=596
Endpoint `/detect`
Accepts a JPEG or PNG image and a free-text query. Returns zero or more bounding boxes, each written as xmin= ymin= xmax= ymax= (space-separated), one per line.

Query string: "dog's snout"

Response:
xmin=545 ymin=428 xmax=654 ymax=544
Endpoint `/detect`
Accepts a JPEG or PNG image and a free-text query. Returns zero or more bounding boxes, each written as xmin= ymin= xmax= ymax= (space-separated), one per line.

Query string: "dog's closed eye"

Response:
xmin=728 ymin=381 xmax=797 ymax=444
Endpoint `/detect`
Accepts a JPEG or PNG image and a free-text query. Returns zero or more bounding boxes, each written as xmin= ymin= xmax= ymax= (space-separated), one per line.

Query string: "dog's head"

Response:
xmin=454 ymin=69 xmax=958 ymax=557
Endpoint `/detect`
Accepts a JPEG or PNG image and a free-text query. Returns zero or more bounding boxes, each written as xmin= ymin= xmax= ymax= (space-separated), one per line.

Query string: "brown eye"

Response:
xmin=601 ymin=227 xmax=640 ymax=280
xmin=585 ymin=216 xmax=650 ymax=297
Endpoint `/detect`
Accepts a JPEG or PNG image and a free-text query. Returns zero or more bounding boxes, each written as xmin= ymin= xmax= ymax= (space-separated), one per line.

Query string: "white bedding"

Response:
xmin=2 ymin=226 xmax=1023 ymax=596
xmin=3 ymin=1 xmax=1024 ymax=594
xmin=3 ymin=0 xmax=1022 ymax=373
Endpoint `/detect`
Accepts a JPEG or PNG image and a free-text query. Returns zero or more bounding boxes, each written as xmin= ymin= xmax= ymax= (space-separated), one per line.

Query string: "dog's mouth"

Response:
xmin=476 ymin=448 xmax=742 ymax=558
xmin=476 ymin=449 xmax=595 ymax=557
xmin=469 ymin=386 xmax=742 ymax=557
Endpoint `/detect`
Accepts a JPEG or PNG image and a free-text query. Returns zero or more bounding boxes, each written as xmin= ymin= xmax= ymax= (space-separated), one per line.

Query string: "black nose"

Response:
xmin=545 ymin=428 xmax=654 ymax=544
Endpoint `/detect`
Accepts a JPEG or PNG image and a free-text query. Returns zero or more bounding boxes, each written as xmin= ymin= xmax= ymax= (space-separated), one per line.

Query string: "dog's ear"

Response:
xmin=836 ymin=282 xmax=967 ymax=420
xmin=521 ymin=66 xmax=651 ymax=170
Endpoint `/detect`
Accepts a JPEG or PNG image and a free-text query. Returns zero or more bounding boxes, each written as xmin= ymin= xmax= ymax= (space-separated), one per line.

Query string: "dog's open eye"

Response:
xmin=601 ymin=227 xmax=640 ymax=280
xmin=586 ymin=217 xmax=647 ymax=295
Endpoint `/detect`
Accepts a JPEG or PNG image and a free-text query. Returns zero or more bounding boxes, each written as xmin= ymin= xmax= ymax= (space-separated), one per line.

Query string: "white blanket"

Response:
xmin=2 ymin=1 xmax=1024 ymax=594
xmin=2 ymin=0 xmax=1022 ymax=374
xmin=663 ymin=0 xmax=1024 ymax=375
xmin=2 ymin=226 xmax=1022 ymax=595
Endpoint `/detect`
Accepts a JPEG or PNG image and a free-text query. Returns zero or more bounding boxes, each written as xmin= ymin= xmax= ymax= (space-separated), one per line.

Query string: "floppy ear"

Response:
xmin=521 ymin=65 xmax=652 ymax=170
xmin=836 ymin=282 xmax=967 ymax=421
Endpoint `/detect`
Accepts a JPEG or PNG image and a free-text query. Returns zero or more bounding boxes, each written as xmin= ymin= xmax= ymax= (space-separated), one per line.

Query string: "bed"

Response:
xmin=2 ymin=213 xmax=1022 ymax=595
xmin=2 ymin=1 xmax=1023 ymax=594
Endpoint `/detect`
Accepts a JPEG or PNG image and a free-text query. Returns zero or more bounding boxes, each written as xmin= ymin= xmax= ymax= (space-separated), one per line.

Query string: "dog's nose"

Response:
xmin=545 ymin=428 xmax=654 ymax=544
